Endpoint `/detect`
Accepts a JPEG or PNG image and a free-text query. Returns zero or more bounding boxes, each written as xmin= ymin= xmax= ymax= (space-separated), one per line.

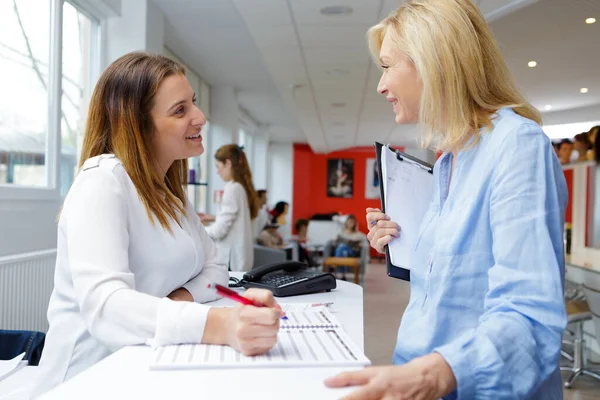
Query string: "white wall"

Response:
xmin=0 ymin=198 xmax=61 ymax=257
xmin=267 ymin=143 xmax=294 ymax=239
xmin=252 ymin=134 xmax=269 ymax=190
xmin=207 ymin=85 xmax=239 ymax=214
xmin=105 ymin=0 xmax=163 ymax=66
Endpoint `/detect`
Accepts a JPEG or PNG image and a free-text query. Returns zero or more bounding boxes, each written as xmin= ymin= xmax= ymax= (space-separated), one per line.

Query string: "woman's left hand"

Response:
xmin=324 ymin=353 xmax=456 ymax=400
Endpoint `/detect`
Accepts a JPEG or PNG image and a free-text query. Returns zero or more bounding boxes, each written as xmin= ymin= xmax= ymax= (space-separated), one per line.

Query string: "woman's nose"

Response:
xmin=377 ymin=74 xmax=387 ymax=95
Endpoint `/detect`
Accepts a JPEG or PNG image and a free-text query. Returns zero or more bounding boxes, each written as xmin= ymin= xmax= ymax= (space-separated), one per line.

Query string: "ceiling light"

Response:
xmin=331 ymin=102 xmax=346 ymax=108
xmin=544 ymin=105 xmax=552 ymax=111
xmin=581 ymin=88 xmax=589 ymax=94
xmin=333 ymin=121 xmax=346 ymax=127
xmin=586 ymin=17 xmax=596 ymax=24
xmin=320 ymin=5 xmax=353 ymax=16
xmin=528 ymin=61 xmax=537 ymax=68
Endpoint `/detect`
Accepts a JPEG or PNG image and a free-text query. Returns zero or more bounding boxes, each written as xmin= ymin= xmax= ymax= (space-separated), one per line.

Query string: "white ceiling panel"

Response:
xmin=232 ymin=0 xmax=293 ymax=26
xmin=290 ymin=0 xmax=382 ymax=25
xmin=247 ymin=25 xmax=299 ymax=48
xmin=303 ymin=46 xmax=371 ymax=66
xmin=297 ymin=24 xmax=373 ymax=48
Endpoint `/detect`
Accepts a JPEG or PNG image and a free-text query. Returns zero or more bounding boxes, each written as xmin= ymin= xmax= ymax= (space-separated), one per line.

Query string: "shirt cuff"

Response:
xmin=433 ymin=336 xmax=476 ymax=400
xmin=183 ymin=275 xmax=221 ymax=304
xmin=149 ymin=298 xmax=211 ymax=347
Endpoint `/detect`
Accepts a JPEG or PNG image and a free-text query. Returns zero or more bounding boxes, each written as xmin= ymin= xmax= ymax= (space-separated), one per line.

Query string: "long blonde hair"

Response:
xmin=215 ymin=144 xmax=259 ymax=220
xmin=367 ymin=0 xmax=541 ymax=152
xmin=79 ymin=52 xmax=188 ymax=232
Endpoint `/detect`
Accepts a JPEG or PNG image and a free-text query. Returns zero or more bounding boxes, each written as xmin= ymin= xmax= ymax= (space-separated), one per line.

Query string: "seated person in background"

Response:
xmin=558 ymin=138 xmax=574 ymax=164
xmin=253 ymin=189 xmax=269 ymax=238
xmin=573 ymin=132 xmax=592 ymax=162
xmin=331 ymin=215 xmax=367 ymax=279
xmin=294 ymin=218 xmax=318 ymax=267
xmin=257 ymin=223 xmax=284 ymax=249
xmin=333 ymin=215 xmax=366 ymax=258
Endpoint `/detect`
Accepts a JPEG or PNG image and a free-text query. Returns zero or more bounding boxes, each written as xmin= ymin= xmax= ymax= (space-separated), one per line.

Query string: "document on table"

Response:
xmin=150 ymin=304 xmax=370 ymax=370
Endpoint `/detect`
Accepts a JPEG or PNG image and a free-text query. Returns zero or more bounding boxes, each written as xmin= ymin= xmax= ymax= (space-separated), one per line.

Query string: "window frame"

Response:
xmin=0 ymin=0 xmax=102 ymax=200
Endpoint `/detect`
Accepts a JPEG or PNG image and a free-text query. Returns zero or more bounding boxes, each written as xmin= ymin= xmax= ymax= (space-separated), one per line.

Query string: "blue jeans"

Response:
xmin=334 ymin=244 xmax=359 ymax=274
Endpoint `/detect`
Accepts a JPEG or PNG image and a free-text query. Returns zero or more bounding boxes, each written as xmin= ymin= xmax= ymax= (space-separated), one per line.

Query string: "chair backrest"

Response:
xmin=582 ymin=283 xmax=600 ymax=349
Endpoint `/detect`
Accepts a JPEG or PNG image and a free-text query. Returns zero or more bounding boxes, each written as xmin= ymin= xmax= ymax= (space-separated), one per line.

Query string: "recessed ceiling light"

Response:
xmin=333 ymin=121 xmax=345 ymax=127
xmin=586 ymin=17 xmax=596 ymax=24
xmin=544 ymin=105 xmax=552 ymax=111
xmin=331 ymin=102 xmax=346 ymax=108
xmin=528 ymin=61 xmax=537 ymax=68
xmin=581 ymin=88 xmax=589 ymax=94
xmin=320 ymin=5 xmax=353 ymax=16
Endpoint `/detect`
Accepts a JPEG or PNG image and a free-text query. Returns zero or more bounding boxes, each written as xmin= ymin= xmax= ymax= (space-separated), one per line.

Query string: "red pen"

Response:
xmin=208 ymin=283 xmax=287 ymax=319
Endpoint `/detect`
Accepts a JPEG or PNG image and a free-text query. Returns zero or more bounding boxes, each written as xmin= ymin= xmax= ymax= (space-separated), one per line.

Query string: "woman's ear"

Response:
xmin=225 ymin=159 xmax=232 ymax=169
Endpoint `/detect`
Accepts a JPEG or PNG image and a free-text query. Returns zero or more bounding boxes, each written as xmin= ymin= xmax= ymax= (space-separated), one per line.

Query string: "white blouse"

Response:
xmin=32 ymin=154 xmax=229 ymax=397
xmin=206 ymin=181 xmax=254 ymax=271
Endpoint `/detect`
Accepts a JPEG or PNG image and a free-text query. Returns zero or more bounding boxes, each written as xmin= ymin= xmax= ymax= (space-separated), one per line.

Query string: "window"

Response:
xmin=60 ymin=1 xmax=98 ymax=196
xmin=0 ymin=0 xmax=99 ymax=195
xmin=0 ymin=0 xmax=51 ymax=187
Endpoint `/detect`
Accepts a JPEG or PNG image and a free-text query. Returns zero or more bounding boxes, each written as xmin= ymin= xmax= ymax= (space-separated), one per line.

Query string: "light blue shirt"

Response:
xmin=393 ymin=108 xmax=568 ymax=399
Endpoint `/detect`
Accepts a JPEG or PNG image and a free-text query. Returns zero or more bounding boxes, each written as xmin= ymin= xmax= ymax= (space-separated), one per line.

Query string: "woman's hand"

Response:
xmin=324 ymin=353 xmax=456 ymax=400
xmin=365 ymin=207 xmax=400 ymax=254
xmin=225 ymin=288 xmax=282 ymax=356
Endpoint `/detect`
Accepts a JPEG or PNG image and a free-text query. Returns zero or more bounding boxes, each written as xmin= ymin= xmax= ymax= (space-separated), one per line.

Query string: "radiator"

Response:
xmin=0 ymin=249 xmax=56 ymax=333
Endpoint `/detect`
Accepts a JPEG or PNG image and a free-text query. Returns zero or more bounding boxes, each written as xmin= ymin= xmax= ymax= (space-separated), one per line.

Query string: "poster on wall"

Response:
xmin=327 ymin=158 xmax=354 ymax=198
xmin=365 ymin=158 xmax=380 ymax=199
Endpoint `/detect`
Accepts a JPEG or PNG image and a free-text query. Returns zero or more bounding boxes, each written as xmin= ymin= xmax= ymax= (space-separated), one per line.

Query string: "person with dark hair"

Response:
xmin=573 ymin=132 xmax=592 ymax=162
xmin=32 ymin=52 xmax=280 ymax=397
xmin=257 ymin=223 xmax=284 ymax=248
xmin=253 ymin=189 xmax=269 ymax=238
xmin=558 ymin=138 xmax=574 ymax=164
xmin=294 ymin=218 xmax=318 ymax=267
xmin=589 ymin=125 xmax=600 ymax=163
xmin=204 ymin=144 xmax=258 ymax=271
xmin=270 ymin=201 xmax=289 ymax=225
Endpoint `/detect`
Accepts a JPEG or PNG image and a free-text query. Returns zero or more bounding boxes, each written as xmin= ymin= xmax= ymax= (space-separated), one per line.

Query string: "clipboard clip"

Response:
xmin=387 ymin=144 xmax=434 ymax=174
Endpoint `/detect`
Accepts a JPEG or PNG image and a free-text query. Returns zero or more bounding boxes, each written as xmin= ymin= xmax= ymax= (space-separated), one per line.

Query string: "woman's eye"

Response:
xmin=381 ymin=65 xmax=389 ymax=70
xmin=192 ymin=97 xmax=197 ymax=104
xmin=175 ymin=106 xmax=184 ymax=115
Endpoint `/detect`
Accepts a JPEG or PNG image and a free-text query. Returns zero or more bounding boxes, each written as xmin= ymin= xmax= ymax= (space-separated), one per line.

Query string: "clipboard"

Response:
xmin=374 ymin=142 xmax=434 ymax=281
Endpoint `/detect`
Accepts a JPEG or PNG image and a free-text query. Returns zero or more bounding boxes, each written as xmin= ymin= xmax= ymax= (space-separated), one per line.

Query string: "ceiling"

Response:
xmin=155 ymin=0 xmax=600 ymax=153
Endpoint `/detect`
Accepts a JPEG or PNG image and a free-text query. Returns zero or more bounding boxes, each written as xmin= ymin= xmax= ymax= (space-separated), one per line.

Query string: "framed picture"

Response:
xmin=327 ymin=159 xmax=354 ymax=198
xmin=365 ymin=158 xmax=380 ymax=199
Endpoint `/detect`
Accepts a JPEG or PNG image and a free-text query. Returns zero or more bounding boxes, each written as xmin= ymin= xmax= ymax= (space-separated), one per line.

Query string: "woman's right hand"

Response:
xmin=365 ymin=207 xmax=400 ymax=254
xmin=225 ymin=288 xmax=282 ymax=356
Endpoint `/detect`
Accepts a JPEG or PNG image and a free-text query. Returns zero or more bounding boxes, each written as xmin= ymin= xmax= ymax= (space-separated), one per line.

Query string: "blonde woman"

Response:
xmin=326 ymin=1 xmax=567 ymax=398
xmin=32 ymin=52 xmax=281 ymax=396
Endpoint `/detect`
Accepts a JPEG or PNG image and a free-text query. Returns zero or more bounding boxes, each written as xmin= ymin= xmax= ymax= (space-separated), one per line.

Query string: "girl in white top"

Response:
xmin=203 ymin=145 xmax=258 ymax=272
xmin=32 ymin=52 xmax=281 ymax=397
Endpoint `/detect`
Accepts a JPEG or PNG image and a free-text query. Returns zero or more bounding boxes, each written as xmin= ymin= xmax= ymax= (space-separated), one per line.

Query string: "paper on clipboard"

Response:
xmin=379 ymin=144 xmax=434 ymax=277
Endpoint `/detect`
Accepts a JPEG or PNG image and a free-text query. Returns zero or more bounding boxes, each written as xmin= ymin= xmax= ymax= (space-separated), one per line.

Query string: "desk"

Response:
xmin=39 ymin=275 xmax=364 ymax=400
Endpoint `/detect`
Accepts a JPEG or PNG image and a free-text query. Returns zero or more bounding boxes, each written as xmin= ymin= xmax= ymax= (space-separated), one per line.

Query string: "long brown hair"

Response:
xmin=79 ymin=51 xmax=188 ymax=232
xmin=215 ymin=145 xmax=259 ymax=219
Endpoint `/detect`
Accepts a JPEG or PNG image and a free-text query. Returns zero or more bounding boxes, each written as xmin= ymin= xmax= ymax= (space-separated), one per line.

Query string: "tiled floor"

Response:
xmin=361 ymin=262 xmax=600 ymax=399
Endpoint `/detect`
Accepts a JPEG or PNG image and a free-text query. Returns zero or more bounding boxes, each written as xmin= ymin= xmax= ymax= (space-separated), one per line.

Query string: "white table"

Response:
xmin=39 ymin=276 xmax=364 ymax=400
